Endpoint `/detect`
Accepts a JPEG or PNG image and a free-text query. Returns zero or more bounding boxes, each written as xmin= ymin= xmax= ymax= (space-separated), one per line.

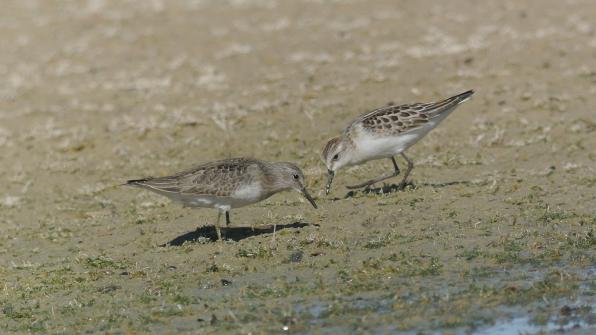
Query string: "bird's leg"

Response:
xmin=225 ymin=211 xmax=231 ymax=226
xmin=347 ymin=157 xmax=400 ymax=189
xmin=397 ymin=152 xmax=414 ymax=189
xmin=215 ymin=211 xmax=222 ymax=241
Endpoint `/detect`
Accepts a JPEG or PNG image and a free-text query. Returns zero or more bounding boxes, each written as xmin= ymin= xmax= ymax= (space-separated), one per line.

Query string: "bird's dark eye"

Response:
xmin=293 ymin=174 xmax=299 ymax=180
xmin=332 ymin=154 xmax=339 ymax=161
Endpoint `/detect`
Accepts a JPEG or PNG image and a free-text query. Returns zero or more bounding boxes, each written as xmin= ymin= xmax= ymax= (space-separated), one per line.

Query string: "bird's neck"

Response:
xmin=262 ymin=163 xmax=290 ymax=193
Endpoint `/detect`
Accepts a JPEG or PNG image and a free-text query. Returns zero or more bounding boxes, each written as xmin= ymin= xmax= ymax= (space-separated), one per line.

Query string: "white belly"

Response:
xmin=159 ymin=182 xmax=266 ymax=211
xmin=352 ymin=124 xmax=436 ymax=164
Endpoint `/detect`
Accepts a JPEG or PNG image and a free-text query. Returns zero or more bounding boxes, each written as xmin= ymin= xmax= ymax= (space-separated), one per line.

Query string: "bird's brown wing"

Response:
xmin=354 ymin=103 xmax=431 ymax=135
xmin=128 ymin=158 xmax=260 ymax=197
xmin=348 ymin=90 xmax=474 ymax=136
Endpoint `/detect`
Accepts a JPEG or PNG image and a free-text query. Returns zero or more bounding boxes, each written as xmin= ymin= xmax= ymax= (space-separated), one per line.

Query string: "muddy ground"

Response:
xmin=0 ymin=0 xmax=594 ymax=334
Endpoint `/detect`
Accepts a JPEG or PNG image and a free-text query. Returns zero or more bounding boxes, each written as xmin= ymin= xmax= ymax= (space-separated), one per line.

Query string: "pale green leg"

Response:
xmin=215 ymin=211 xmax=222 ymax=241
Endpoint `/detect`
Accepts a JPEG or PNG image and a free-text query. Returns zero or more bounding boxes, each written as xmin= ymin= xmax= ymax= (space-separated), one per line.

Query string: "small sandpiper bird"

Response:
xmin=322 ymin=90 xmax=474 ymax=194
xmin=126 ymin=157 xmax=317 ymax=240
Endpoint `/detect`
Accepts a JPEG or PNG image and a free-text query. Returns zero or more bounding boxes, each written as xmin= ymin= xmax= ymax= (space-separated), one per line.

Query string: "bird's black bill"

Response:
xmin=325 ymin=170 xmax=334 ymax=195
xmin=301 ymin=188 xmax=318 ymax=209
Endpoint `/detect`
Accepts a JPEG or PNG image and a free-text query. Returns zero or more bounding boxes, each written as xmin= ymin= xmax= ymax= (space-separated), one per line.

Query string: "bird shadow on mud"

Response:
xmin=342 ymin=180 xmax=472 ymax=198
xmin=161 ymin=222 xmax=317 ymax=246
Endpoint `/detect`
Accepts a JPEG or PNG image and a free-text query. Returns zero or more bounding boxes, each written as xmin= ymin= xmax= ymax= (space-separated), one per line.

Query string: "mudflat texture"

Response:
xmin=1 ymin=0 xmax=594 ymax=334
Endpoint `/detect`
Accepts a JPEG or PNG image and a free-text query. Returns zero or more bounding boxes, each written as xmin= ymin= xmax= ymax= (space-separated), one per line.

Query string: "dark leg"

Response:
xmin=347 ymin=157 xmax=400 ymax=189
xmin=397 ymin=152 xmax=414 ymax=189
xmin=225 ymin=211 xmax=231 ymax=226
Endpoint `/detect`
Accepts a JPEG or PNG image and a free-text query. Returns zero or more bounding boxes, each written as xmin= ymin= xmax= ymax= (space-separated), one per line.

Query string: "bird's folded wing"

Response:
xmin=349 ymin=90 xmax=473 ymax=136
xmin=131 ymin=158 xmax=257 ymax=197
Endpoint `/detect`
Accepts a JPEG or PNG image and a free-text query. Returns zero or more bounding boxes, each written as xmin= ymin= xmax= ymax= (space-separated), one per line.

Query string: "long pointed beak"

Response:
xmin=300 ymin=187 xmax=318 ymax=209
xmin=325 ymin=169 xmax=334 ymax=195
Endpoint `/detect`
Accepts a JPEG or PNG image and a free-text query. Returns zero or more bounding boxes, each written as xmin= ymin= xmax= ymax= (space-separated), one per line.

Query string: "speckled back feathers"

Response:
xmin=350 ymin=89 xmax=474 ymax=136
xmin=127 ymin=158 xmax=263 ymax=197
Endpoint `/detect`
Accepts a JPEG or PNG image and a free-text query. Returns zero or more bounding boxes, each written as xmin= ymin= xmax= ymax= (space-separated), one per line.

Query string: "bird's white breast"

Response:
xmin=232 ymin=182 xmax=263 ymax=202
xmin=164 ymin=182 xmax=264 ymax=211
xmin=351 ymin=124 xmax=436 ymax=164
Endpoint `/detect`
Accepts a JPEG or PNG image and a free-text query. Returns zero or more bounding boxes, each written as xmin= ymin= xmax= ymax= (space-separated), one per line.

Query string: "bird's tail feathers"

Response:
xmin=124 ymin=178 xmax=150 ymax=187
xmin=452 ymin=89 xmax=475 ymax=104
xmin=425 ymin=89 xmax=474 ymax=118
